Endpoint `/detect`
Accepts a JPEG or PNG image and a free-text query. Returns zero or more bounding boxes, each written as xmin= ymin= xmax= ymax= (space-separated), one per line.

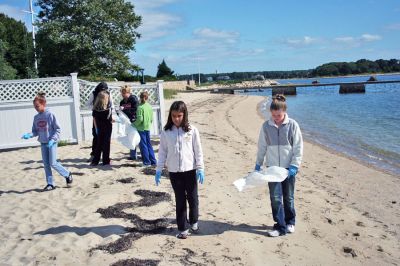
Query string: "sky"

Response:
xmin=1 ymin=0 xmax=400 ymax=76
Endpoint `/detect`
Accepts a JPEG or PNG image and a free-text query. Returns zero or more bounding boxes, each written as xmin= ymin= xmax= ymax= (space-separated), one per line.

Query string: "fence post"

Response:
xmin=70 ymin=73 xmax=82 ymax=143
xmin=157 ymin=80 xmax=165 ymax=135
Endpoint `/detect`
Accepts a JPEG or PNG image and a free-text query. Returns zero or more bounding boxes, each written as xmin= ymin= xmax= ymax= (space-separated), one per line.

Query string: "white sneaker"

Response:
xmin=191 ymin=222 xmax=199 ymax=231
xmin=267 ymin=230 xmax=281 ymax=237
xmin=286 ymin=224 xmax=295 ymax=233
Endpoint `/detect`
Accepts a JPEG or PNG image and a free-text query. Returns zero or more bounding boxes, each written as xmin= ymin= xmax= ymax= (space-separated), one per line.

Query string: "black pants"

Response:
xmin=169 ymin=170 xmax=199 ymax=232
xmin=92 ymin=124 xmax=112 ymax=165
xmin=91 ymin=125 xmax=97 ymax=156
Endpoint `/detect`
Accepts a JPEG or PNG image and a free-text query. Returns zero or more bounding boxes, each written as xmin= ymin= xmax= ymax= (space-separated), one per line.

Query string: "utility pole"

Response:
xmin=23 ymin=0 xmax=38 ymax=72
xmin=197 ymin=57 xmax=201 ymax=86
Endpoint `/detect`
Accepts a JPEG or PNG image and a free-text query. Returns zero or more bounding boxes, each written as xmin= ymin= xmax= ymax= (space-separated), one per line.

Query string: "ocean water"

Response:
xmin=240 ymin=74 xmax=400 ymax=175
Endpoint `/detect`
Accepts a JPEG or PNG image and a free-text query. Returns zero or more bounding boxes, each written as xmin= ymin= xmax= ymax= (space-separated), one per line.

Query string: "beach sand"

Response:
xmin=0 ymin=92 xmax=399 ymax=265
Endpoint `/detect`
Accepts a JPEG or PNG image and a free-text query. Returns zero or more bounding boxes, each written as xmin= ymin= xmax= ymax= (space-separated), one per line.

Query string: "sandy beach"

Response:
xmin=0 ymin=92 xmax=399 ymax=266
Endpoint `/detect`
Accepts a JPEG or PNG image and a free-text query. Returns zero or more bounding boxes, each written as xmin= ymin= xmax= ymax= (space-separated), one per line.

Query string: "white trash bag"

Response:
xmin=116 ymin=112 xmax=141 ymax=150
xmin=233 ymin=166 xmax=289 ymax=192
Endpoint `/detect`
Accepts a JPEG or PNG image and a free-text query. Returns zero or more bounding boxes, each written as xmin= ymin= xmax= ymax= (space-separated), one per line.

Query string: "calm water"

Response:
xmin=240 ymin=74 xmax=400 ymax=175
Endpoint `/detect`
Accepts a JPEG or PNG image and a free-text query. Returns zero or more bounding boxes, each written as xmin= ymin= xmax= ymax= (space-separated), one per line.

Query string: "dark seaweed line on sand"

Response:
xmin=89 ymin=189 xmax=171 ymax=265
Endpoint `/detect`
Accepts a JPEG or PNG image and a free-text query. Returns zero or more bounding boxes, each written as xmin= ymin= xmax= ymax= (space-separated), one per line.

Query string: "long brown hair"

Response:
xmin=164 ymin=101 xmax=190 ymax=132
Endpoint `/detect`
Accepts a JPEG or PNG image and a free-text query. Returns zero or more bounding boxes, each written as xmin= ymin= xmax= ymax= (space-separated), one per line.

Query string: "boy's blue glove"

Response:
xmin=288 ymin=165 xmax=298 ymax=177
xmin=21 ymin=133 xmax=33 ymax=139
xmin=47 ymin=139 xmax=56 ymax=148
xmin=155 ymin=170 xmax=161 ymax=186
xmin=196 ymin=169 xmax=204 ymax=184
xmin=95 ymin=128 xmax=99 ymax=135
xmin=255 ymin=164 xmax=261 ymax=171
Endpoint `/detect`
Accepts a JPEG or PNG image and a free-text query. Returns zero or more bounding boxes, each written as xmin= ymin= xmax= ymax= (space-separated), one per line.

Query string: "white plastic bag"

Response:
xmin=233 ymin=166 xmax=289 ymax=192
xmin=116 ymin=112 xmax=141 ymax=150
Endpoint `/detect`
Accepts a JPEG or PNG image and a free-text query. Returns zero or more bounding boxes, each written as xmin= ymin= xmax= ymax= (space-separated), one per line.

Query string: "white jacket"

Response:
xmin=156 ymin=125 xmax=204 ymax=173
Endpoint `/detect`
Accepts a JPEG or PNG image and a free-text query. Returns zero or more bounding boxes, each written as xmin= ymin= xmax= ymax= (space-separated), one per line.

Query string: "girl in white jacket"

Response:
xmin=155 ymin=101 xmax=204 ymax=239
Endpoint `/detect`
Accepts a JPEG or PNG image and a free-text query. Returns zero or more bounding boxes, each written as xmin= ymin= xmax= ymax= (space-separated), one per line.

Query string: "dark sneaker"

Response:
xmin=66 ymin=173 xmax=73 ymax=185
xmin=43 ymin=184 xmax=55 ymax=191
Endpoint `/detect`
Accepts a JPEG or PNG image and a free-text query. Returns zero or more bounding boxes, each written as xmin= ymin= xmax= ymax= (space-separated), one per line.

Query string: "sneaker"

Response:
xmin=87 ymin=155 xmax=94 ymax=162
xmin=190 ymin=223 xmax=199 ymax=233
xmin=267 ymin=230 xmax=282 ymax=237
xmin=176 ymin=230 xmax=190 ymax=239
xmin=286 ymin=224 xmax=295 ymax=234
xmin=43 ymin=184 xmax=55 ymax=191
xmin=66 ymin=173 xmax=73 ymax=185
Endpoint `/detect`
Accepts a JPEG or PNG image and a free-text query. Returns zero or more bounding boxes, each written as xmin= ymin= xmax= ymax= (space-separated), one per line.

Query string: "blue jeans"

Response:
xmin=268 ymin=176 xmax=296 ymax=234
xmin=137 ymin=130 xmax=157 ymax=165
xmin=40 ymin=143 xmax=70 ymax=186
xmin=129 ymin=148 xmax=137 ymax=160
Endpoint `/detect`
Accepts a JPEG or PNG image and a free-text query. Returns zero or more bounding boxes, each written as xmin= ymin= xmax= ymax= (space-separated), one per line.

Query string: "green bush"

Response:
xmin=163 ymin=89 xmax=178 ymax=99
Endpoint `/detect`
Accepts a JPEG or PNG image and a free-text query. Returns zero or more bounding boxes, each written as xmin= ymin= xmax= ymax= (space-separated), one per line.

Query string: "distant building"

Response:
xmin=217 ymin=75 xmax=231 ymax=81
xmin=252 ymin=74 xmax=265 ymax=80
xmin=206 ymin=76 xmax=213 ymax=82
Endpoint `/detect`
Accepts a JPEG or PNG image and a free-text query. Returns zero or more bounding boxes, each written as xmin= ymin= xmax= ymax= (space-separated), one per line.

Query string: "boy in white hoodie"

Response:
xmin=155 ymin=101 xmax=204 ymax=239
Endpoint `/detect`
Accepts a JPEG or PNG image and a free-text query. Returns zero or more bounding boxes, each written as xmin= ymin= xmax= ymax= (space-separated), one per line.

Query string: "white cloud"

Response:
xmin=193 ymin=28 xmax=240 ymax=41
xmin=360 ymin=34 xmax=382 ymax=42
xmin=130 ymin=0 xmax=182 ymax=41
xmin=0 ymin=4 xmax=26 ymax=22
xmin=283 ymin=36 xmax=318 ymax=47
xmin=334 ymin=33 xmax=382 ymax=47
xmin=334 ymin=36 xmax=355 ymax=43
xmin=159 ymin=27 xmax=241 ymax=51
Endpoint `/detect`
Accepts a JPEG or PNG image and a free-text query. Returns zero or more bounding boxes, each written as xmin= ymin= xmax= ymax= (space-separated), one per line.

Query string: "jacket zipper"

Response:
xmin=178 ymin=127 xmax=181 ymax=172
xmin=277 ymin=127 xmax=280 ymax=167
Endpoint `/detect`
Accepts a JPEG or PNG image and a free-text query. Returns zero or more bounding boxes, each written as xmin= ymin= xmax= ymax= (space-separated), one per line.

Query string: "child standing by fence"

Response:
xmin=255 ymin=94 xmax=303 ymax=237
xmin=91 ymin=91 xmax=113 ymax=166
xmin=134 ymin=91 xmax=157 ymax=166
xmin=21 ymin=92 xmax=73 ymax=191
xmin=155 ymin=101 xmax=205 ymax=239
xmin=86 ymin=82 xmax=114 ymax=162
xmin=119 ymin=85 xmax=139 ymax=160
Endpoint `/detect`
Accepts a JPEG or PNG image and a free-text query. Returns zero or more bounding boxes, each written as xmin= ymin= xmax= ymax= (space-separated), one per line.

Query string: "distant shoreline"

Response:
xmin=280 ymin=72 xmax=400 ymax=80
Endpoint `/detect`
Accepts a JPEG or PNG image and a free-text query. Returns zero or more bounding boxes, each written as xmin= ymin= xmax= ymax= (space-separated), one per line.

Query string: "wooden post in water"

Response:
xmin=339 ymin=84 xmax=365 ymax=94
xmin=272 ymin=86 xmax=297 ymax=96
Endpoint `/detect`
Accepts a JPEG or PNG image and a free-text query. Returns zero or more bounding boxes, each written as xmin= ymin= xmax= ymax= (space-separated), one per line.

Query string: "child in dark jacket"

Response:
xmin=119 ymin=85 xmax=139 ymax=159
xmin=91 ymin=91 xmax=113 ymax=166
xmin=21 ymin=92 xmax=73 ymax=191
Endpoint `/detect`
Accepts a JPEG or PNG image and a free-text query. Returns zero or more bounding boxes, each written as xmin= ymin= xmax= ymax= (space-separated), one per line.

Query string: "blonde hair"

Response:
xmin=140 ymin=91 xmax=149 ymax=104
xmin=93 ymin=91 xmax=109 ymax=111
xmin=120 ymin=85 xmax=131 ymax=94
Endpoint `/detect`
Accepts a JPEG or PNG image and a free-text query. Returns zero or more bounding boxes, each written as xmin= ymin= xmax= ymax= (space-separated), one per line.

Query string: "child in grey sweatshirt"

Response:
xmin=22 ymin=92 xmax=73 ymax=191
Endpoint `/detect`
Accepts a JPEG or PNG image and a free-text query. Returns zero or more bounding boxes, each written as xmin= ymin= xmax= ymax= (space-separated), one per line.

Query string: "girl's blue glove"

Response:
xmin=47 ymin=139 xmax=56 ymax=148
xmin=155 ymin=170 xmax=161 ymax=186
xmin=196 ymin=169 xmax=205 ymax=184
xmin=288 ymin=165 xmax=298 ymax=177
xmin=255 ymin=164 xmax=261 ymax=171
xmin=21 ymin=133 xmax=33 ymax=139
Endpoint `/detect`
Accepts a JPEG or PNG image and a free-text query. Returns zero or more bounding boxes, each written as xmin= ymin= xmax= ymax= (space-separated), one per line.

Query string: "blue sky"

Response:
xmin=1 ymin=0 xmax=400 ymax=76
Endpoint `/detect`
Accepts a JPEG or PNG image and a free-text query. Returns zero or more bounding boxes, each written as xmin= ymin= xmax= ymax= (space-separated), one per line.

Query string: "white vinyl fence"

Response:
xmin=0 ymin=73 xmax=165 ymax=150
